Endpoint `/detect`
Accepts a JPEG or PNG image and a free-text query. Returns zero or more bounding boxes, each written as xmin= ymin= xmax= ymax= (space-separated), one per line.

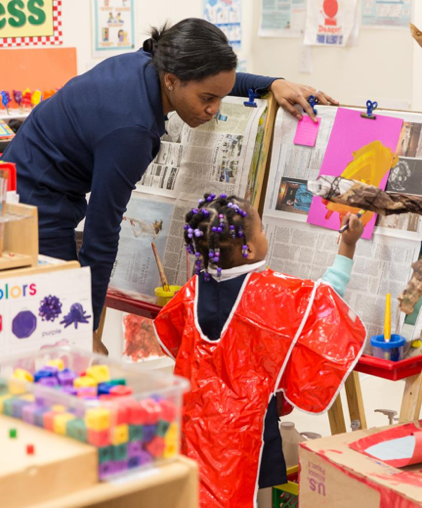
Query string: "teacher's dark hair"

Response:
xmin=143 ymin=18 xmax=237 ymax=82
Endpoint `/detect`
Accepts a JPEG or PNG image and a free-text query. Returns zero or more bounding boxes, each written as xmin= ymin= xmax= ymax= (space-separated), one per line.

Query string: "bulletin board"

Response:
xmin=0 ymin=47 xmax=77 ymax=107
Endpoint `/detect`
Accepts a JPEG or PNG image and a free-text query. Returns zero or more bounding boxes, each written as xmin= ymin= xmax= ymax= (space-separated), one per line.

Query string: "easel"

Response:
xmin=327 ymin=359 xmax=422 ymax=435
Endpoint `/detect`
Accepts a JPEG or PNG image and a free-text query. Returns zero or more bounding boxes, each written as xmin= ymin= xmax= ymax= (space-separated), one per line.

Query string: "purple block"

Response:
xmin=128 ymin=456 xmax=140 ymax=469
xmin=34 ymin=407 xmax=49 ymax=427
xmin=143 ymin=425 xmax=157 ymax=443
xmin=34 ymin=368 xmax=56 ymax=383
xmin=22 ymin=404 xmax=38 ymax=425
xmin=99 ymin=462 xmax=113 ymax=480
xmin=12 ymin=399 xmax=31 ymax=419
xmin=62 ymin=386 xmax=77 ymax=396
xmin=138 ymin=451 xmax=153 ymax=466
xmin=38 ymin=377 xmax=59 ymax=388
xmin=128 ymin=441 xmax=143 ymax=458
xmin=57 ymin=369 xmax=77 ymax=387
xmin=112 ymin=460 xmax=128 ymax=475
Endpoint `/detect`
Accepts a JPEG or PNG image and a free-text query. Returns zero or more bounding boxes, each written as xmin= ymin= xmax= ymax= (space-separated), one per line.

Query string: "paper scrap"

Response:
xmin=294 ymin=116 xmax=320 ymax=147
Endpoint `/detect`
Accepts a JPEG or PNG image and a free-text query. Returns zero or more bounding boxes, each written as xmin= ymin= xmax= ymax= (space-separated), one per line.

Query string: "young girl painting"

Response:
xmin=154 ymin=193 xmax=366 ymax=508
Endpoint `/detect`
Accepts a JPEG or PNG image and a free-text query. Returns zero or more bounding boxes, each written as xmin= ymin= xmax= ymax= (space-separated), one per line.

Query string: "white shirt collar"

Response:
xmin=207 ymin=260 xmax=267 ymax=282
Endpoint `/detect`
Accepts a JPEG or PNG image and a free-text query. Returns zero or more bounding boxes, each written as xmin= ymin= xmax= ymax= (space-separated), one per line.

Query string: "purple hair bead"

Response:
xmin=220 ymin=193 xmax=227 ymax=198
xmin=211 ymin=227 xmax=218 ymax=232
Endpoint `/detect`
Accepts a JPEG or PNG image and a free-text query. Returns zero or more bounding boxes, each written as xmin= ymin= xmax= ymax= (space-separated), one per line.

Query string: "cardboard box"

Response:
xmin=299 ymin=424 xmax=422 ymax=507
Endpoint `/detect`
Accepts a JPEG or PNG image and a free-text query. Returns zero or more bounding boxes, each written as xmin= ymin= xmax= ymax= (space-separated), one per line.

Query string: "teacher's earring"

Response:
xmin=168 ymin=86 xmax=174 ymax=91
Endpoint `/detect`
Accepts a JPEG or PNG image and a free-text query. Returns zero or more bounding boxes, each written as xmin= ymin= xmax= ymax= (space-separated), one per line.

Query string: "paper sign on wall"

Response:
xmin=204 ymin=0 xmax=242 ymax=50
xmin=258 ymin=0 xmax=306 ymax=38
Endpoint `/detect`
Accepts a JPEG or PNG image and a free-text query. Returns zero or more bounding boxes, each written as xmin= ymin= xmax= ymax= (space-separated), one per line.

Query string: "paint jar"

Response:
xmin=370 ymin=334 xmax=405 ymax=362
xmin=280 ymin=421 xmax=306 ymax=468
xmin=154 ymin=286 xmax=182 ymax=307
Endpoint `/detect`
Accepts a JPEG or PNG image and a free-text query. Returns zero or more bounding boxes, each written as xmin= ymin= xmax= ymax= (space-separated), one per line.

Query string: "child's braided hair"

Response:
xmin=184 ymin=193 xmax=253 ymax=279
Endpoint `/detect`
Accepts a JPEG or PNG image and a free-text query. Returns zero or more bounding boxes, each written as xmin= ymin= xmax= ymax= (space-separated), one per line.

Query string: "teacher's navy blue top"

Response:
xmin=1 ymin=49 xmax=277 ymax=329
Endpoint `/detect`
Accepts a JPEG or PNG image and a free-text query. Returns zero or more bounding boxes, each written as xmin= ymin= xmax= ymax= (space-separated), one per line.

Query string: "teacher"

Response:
xmin=1 ymin=18 xmax=337 ymax=351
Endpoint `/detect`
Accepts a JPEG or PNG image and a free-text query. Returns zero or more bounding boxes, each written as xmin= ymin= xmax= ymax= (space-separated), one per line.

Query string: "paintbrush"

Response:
xmin=151 ymin=242 xmax=169 ymax=292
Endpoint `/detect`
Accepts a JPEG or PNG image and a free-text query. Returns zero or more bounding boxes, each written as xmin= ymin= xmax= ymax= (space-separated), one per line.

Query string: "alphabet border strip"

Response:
xmin=0 ymin=0 xmax=62 ymax=48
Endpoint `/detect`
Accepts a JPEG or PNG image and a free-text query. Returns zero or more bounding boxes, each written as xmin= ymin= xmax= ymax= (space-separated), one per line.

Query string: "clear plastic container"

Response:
xmin=0 ymin=346 xmax=189 ymax=480
xmin=370 ymin=334 xmax=405 ymax=362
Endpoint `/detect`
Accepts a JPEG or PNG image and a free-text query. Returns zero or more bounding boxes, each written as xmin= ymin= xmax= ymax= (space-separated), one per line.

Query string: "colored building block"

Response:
xmin=38 ymin=377 xmax=59 ymax=388
xmin=34 ymin=368 xmax=57 ymax=383
xmin=51 ymin=404 xmax=66 ymax=413
xmin=0 ymin=379 xmax=9 ymax=395
xmin=114 ymin=404 xmax=129 ymax=425
xmin=111 ymin=460 xmax=127 ymax=475
xmin=74 ymin=376 xmax=97 ymax=389
xmin=86 ymin=365 xmax=110 ymax=384
xmin=109 ymin=385 xmax=133 ymax=397
xmin=8 ymin=378 xmax=27 ymax=395
xmin=9 ymin=428 xmax=17 ymax=438
xmin=128 ymin=456 xmax=140 ymax=469
xmin=145 ymin=436 xmax=165 ymax=458
xmin=163 ymin=440 xmax=178 ymax=459
xmin=127 ymin=401 xmax=159 ymax=425
xmin=62 ymin=386 xmax=78 ymax=396
xmin=99 ymin=462 xmax=113 ymax=480
xmin=98 ymin=446 xmax=113 ymax=464
xmin=88 ymin=428 xmax=110 ymax=447
xmin=22 ymin=404 xmax=38 ymax=425
xmin=111 ymin=443 xmax=128 ymax=461
xmin=53 ymin=413 xmax=75 ymax=435
xmin=3 ymin=397 xmax=17 ymax=416
xmin=143 ymin=424 xmax=157 ymax=443
xmin=46 ymin=359 xmax=64 ymax=371
xmin=26 ymin=444 xmax=35 ymax=455
xmin=159 ymin=399 xmax=176 ymax=422
xmin=97 ymin=383 xmax=113 ymax=395
xmin=85 ymin=408 xmax=111 ymax=431
xmin=109 ymin=379 xmax=126 ymax=386
xmin=12 ymin=398 xmax=31 ymax=419
xmin=20 ymin=394 xmax=35 ymax=402
xmin=0 ymin=395 xmax=13 ymax=413
xmin=138 ymin=450 xmax=153 ymax=466
xmin=57 ymin=368 xmax=77 ymax=387
xmin=43 ymin=412 xmax=57 ymax=431
xmin=111 ymin=424 xmax=129 ymax=446
xmin=166 ymin=423 xmax=179 ymax=441
xmin=138 ymin=399 xmax=161 ymax=424
xmin=66 ymin=418 xmax=87 ymax=442
xmin=13 ymin=368 xmax=34 ymax=383
xmin=128 ymin=425 xmax=143 ymax=442
xmin=34 ymin=407 xmax=49 ymax=427
xmin=77 ymin=387 xmax=97 ymax=399
xmin=128 ymin=441 xmax=143 ymax=458
xmin=156 ymin=420 xmax=170 ymax=437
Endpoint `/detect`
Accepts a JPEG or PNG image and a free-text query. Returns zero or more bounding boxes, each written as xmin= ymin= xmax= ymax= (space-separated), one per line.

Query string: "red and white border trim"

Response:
xmin=0 ymin=0 xmax=63 ymax=48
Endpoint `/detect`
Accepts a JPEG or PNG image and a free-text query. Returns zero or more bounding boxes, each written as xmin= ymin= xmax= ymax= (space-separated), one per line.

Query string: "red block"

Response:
xmin=43 ymin=412 xmax=56 ymax=432
xmin=146 ymin=436 xmax=165 ymax=458
xmin=26 ymin=444 xmax=35 ymax=455
xmin=99 ymin=395 xmax=114 ymax=402
xmin=138 ymin=399 xmax=161 ymax=425
xmin=159 ymin=400 xmax=176 ymax=422
xmin=110 ymin=385 xmax=133 ymax=397
xmin=115 ymin=404 xmax=129 ymax=425
xmin=88 ymin=429 xmax=111 ymax=447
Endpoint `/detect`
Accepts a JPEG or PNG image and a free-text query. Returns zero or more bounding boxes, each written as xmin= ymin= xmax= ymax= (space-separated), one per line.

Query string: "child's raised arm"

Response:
xmin=338 ymin=212 xmax=364 ymax=260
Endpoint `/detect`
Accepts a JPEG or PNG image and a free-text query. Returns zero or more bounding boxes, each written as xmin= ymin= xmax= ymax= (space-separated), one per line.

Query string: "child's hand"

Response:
xmin=339 ymin=212 xmax=364 ymax=260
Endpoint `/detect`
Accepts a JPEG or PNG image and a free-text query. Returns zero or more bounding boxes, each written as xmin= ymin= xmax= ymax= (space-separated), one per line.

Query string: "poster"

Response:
xmin=307 ymin=108 xmax=403 ymax=239
xmin=0 ymin=0 xmax=62 ymax=48
xmin=304 ymin=0 xmax=359 ymax=47
xmin=204 ymin=0 xmax=242 ymax=50
xmin=258 ymin=0 xmax=306 ymax=38
xmin=92 ymin=0 xmax=135 ymax=57
xmin=362 ymin=0 xmax=412 ymax=28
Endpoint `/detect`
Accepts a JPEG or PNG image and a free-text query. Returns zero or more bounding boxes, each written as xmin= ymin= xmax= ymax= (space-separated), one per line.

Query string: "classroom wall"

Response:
xmin=412 ymin=1 xmax=422 ymax=111
xmin=250 ymin=2 xmax=415 ymax=110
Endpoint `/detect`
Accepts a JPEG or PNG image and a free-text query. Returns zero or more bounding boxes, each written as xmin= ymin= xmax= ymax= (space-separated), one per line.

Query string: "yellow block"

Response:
xmin=54 ymin=413 xmax=75 ymax=435
xmin=166 ymin=423 xmax=179 ymax=441
xmin=74 ymin=376 xmax=97 ymax=389
xmin=9 ymin=379 xmax=27 ymax=396
xmin=0 ymin=395 xmax=13 ymax=413
xmin=52 ymin=404 xmax=66 ymax=413
xmin=13 ymin=369 xmax=34 ymax=382
xmin=111 ymin=424 xmax=129 ymax=445
xmin=163 ymin=441 xmax=178 ymax=459
xmin=20 ymin=394 xmax=35 ymax=402
xmin=86 ymin=365 xmax=110 ymax=384
xmin=85 ymin=408 xmax=111 ymax=431
xmin=46 ymin=359 xmax=65 ymax=371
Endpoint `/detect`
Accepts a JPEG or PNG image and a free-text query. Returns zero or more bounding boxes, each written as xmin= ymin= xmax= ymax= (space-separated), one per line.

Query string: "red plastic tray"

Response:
xmin=105 ymin=292 xmax=161 ymax=320
xmin=355 ymin=354 xmax=422 ymax=381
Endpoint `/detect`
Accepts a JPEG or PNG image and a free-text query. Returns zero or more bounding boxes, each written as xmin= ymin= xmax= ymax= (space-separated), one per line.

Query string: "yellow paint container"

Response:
xmin=154 ymin=286 xmax=182 ymax=307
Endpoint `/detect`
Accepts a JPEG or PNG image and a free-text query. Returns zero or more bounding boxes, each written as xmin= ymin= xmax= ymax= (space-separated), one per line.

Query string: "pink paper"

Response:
xmin=307 ymin=108 xmax=403 ymax=239
xmin=294 ymin=116 xmax=321 ymax=147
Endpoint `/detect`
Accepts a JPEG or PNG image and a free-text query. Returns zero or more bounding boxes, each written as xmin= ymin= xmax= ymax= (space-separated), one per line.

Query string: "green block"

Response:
xmin=112 ymin=443 xmax=128 ymax=461
xmin=0 ymin=380 xmax=9 ymax=395
xmin=66 ymin=418 xmax=87 ymax=443
xmin=109 ymin=379 xmax=126 ymax=386
xmin=129 ymin=425 xmax=143 ymax=442
xmin=9 ymin=428 xmax=17 ymax=439
xmin=156 ymin=420 xmax=170 ymax=437
xmin=98 ymin=446 xmax=113 ymax=464
xmin=3 ymin=397 xmax=16 ymax=416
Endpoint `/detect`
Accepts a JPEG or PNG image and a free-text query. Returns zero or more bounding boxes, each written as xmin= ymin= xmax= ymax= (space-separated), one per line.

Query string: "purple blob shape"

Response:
xmin=57 ymin=368 xmax=77 ymax=387
xmin=12 ymin=311 xmax=37 ymax=339
xmin=128 ymin=441 xmax=143 ymax=458
xmin=60 ymin=303 xmax=91 ymax=329
xmin=62 ymin=386 xmax=77 ymax=396
xmin=143 ymin=425 xmax=157 ymax=443
xmin=138 ymin=451 xmax=153 ymax=466
xmin=38 ymin=377 xmax=59 ymax=388
xmin=39 ymin=295 xmax=62 ymax=322
xmin=22 ymin=404 xmax=38 ymax=425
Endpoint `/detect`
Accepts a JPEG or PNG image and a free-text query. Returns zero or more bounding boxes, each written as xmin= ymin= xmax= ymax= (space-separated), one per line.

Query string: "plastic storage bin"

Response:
xmin=0 ymin=346 xmax=189 ymax=480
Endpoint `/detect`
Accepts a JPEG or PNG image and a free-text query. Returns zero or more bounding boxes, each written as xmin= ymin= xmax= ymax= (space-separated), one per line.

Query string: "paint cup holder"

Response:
xmin=370 ymin=334 xmax=405 ymax=362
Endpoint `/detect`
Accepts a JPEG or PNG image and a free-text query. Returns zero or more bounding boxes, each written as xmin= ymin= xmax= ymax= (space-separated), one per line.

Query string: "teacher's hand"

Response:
xmin=270 ymin=79 xmax=339 ymax=122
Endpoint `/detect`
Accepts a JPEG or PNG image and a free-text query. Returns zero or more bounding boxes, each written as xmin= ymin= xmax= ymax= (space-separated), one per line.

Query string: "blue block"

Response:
xmin=12 ymin=399 xmax=31 ymax=419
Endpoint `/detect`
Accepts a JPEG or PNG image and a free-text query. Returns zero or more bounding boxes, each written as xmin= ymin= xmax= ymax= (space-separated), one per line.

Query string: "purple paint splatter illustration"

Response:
xmin=39 ymin=295 xmax=62 ymax=322
xmin=12 ymin=311 xmax=37 ymax=339
xmin=60 ymin=303 xmax=91 ymax=329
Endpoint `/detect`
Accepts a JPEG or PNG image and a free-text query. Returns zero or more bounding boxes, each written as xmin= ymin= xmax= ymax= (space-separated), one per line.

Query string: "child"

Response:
xmin=154 ymin=193 xmax=366 ymax=508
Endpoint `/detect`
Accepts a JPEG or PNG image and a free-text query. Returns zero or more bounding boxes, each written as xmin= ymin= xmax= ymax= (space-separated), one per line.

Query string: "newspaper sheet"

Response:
xmin=263 ymin=106 xmax=422 ymax=347
xmin=109 ymin=97 xmax=267 ymax=300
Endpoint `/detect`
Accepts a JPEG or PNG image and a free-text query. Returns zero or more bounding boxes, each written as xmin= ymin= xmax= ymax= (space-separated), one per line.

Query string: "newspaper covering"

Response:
xmin=263 ymin=106 xmax=422 ymax=346
xmin=109 ymin=97 xmax=267 ymax=301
